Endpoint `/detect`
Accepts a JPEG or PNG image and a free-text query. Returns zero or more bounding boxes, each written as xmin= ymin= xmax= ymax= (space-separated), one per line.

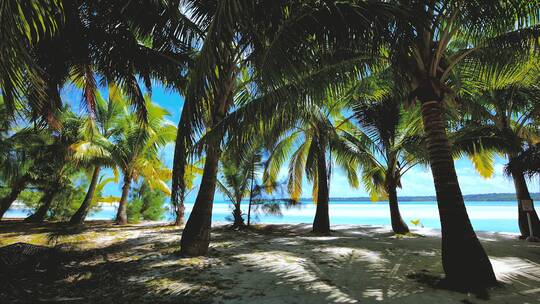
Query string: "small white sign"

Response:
xmin=522 ymin=199 xmax=534 ymax=212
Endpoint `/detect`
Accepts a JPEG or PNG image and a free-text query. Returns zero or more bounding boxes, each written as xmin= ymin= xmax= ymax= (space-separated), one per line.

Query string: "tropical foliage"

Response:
xmin=453 ymin=62 xmax=540 ymax=236
xmin=127 ymin=181 xmax=168 ymax=223
xmin=217 ymin=143 xmax=264 ymax=229
xmin=349 ymin=85 xmax=426 ymax=233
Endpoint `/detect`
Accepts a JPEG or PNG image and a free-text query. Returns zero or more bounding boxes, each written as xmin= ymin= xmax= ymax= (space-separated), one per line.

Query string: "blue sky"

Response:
xmin=62 ymin=84 xmax=538 ymax=202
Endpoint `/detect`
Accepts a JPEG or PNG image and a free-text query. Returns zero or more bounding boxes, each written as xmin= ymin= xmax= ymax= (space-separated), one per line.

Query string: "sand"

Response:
xmin=0 ymin=220 xmax=539 ymax=303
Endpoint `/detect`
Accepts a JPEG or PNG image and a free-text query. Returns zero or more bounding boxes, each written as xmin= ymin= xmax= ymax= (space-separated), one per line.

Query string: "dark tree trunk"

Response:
xmin=179 ymin=59 xmax=237 ymax=255
xmin=24 ymin=187 xmax=58 ymax=223
xmin=418 ymin=87 xmax=496 ymax=289
xmin=180 ymin=143 xmax=221 ymax=256
xmin=0 ymin=176 xmax=29 ymax=220
xmin=69 ymin=166 xmax=101 ymax=225
xmin=247 ymin=173 xmax=254 ymax=227
xmin=247 ymin=200 xmax=252 ymax=227
xmin=312 ymin=141 xmax=330 ymax=234
xmin=174 ymin=201 xmax=185 ymax=226
xmin=386 ymin=182 xmax=409 ymax=234
xmin=115 ymin=175 xmax=131 ymax=225
xmin=510 ymin=165 xmax=540 ymax=237
xmin=171 ymin=97 xmax=192 ymax=226
xmin=231 ymin=201 xmax=245 ymax=229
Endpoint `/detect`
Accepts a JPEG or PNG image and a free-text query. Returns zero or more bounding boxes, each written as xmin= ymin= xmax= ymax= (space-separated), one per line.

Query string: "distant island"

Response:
xmin=318 ymin=193 xmax=540 ymax=202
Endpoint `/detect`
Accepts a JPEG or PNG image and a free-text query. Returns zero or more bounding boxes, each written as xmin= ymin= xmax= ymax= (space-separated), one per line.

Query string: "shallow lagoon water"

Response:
xmin=6 ymin=200 xmax=523 ymax=233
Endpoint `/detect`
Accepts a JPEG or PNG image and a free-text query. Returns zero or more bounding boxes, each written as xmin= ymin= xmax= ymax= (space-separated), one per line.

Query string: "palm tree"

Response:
xmin=0 ymin=175 xmax=33 ymax=220
xmin=24 ymin=109 xmax=83 ymax=223
xmin=0 ymin=125 xmax=71 ymax=221
xmin=174 ymin=14 xmax=253 ymax=252
xmin=263 ymin=93 xmax=360 ymax=234
xmin=0 ymin=0 xmax=62 ymax=119
xmin=176 ymin=0 xmax=391 ymax=241
xmin=111 ymin=97 xmax=176 ymax=225
xmin=217 ymin=144 xmax=263 ymax=229
xmin=349 ymin=93 xmax=425 ymax=234
xmin=4 ymin=0 xmax=192 ymax=126
xmin=69 ymin=85 xmax=125 ymax=225
xmin=454 ymin=80 xmax=540 ymax=238
xmin=240 ymin=0 xmax=536 ymax=286
xmin=173 ymin=158 xmax=203 ymax=226
xmin=0 ymin=100 xmax=52 ymax=220
xmin=372 ymin=0 xmax=539 ymax=287
xmin=507 ymin=144 xmax=540 ymax=180
xmin=0 ymin=112 xmax=32 ymax=219
xmin=172 ymin=0 xmax=401 ymax=255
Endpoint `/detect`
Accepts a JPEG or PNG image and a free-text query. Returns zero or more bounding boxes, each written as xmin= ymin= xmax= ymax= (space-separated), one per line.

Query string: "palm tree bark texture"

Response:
xmin=312 ymin=136 xmax=330 ymax=234
xmin=180 ymin=142 xmax=221 ymax=256
xmin=416 ymin=81 xmax=497 ymax=288
xmin=174 ymin=202 xmax=185 ymax=226
xmin=247 ymin=168 xmax=255 ymax=227
xmin=386 ymin=179 xmax=409 ymax=234
xmin=232 ymin=200 xmax=246 ymax=229
xmin=115 ymin=174 xmax=132 ymax=225
xmin=179 ymin=61 xmax=237 ymax=256
xmin=69 ymin=166 xmax=101 ymax=225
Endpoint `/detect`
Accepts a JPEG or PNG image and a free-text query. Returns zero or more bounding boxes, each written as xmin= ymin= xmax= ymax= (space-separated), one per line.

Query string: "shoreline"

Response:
xmin=3 ymin=200 xmax=526 ymax=234
xmin=0 ymin=218 xmax=523 ymax=237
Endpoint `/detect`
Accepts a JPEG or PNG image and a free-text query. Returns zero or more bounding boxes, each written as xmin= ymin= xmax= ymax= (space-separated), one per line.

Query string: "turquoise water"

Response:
xmin=5 ymin=200 xmax=524 ymax=233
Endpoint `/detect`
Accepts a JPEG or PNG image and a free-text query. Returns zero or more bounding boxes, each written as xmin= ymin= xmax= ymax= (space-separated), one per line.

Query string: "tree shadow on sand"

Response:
xmin=1 ymin=222 xmax=540 ymax=303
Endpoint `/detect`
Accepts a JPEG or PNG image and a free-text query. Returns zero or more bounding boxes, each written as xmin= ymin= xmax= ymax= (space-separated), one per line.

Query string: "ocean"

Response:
xmin=5 ymin=200 xmax=523 ymax=233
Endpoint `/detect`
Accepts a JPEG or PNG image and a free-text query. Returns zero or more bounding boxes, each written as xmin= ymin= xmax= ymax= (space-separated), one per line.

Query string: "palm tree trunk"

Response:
xmin=179 ymin=61 xmax=237 ymax=255
xmin=24 ymin=187 xmax=58 ymax=223
xmin=232 ymin=200 xmax=245 ymax=229
xmin=69 ymin=166 xmax=101 ymax=225
xmin=115 ymin=175 xmax=131 ymax=225
xmin=247 ymin=200 xmax=252 ymax=227
xmin=0 ymin=176 xmax=29 ymax=220
xmin=174 ymin=201 xmax=185 ymax=226
xmin=386 ymin=181 xmax=409 ymax=234
xmin=180 ymin=143 xmax=221 ymax=256
xmin=509 ymin=165 xmax=540 ymax=237
xmin=418 ymin=90 xmax=496 ymax=288
xmin=312 ymin=142 xmax=330 ymax=234
xmin=247 ymin=172 xmax=254 ymax=227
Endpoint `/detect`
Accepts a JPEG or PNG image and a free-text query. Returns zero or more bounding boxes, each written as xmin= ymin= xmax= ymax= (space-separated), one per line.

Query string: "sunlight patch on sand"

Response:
xmin=268 ymin=237 xmax=303 ymax=246
xmin=300 ymin=236 xmax=345 ymax=242
xmin=362 ymin=288 xmax=384 ymax=301
xmin=318 ymin=247 xmax=386 ymax=265
xmin=491 ymin=257 xmax=540 ymax=285
xmin=236 ymin=250 xmax=359 ymax=303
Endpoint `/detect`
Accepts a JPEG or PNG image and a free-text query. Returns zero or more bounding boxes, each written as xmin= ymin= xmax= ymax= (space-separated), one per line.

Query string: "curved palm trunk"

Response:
xmin=0 ymin=176 xmax=29 ymax=220
xmin=24 ymin=187 xmax=58 ymax=223
xmin=180 ymin=143 xmax=221 ymax=256
xmin=510 ymin=166 xmax=540 ymax=237
xmin=115 ymin=175 xmax=132 ymax=225
xmin=312 ymin=142 xmax=330 ymax=234
xmin=231 ymin=200 xmax=245 ymax=229
xmin=419 ymin=92 xmax=496 ymax=288
xmin=386 ymin=182 xmax=409 ymax=234
xmin=179 ymin=63 xmax=236 ymax=255
xmin=69 ymin=166 xmax=101 ymax=225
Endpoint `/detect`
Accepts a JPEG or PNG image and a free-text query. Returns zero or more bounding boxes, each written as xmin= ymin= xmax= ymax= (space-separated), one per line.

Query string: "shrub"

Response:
xmin=127 ymin=182 xmax=166 ymax=222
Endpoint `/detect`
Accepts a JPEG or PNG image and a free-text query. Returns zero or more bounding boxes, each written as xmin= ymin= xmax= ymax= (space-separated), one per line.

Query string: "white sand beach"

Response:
xmin=1 ymin=221 xmax=539 ymax=303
